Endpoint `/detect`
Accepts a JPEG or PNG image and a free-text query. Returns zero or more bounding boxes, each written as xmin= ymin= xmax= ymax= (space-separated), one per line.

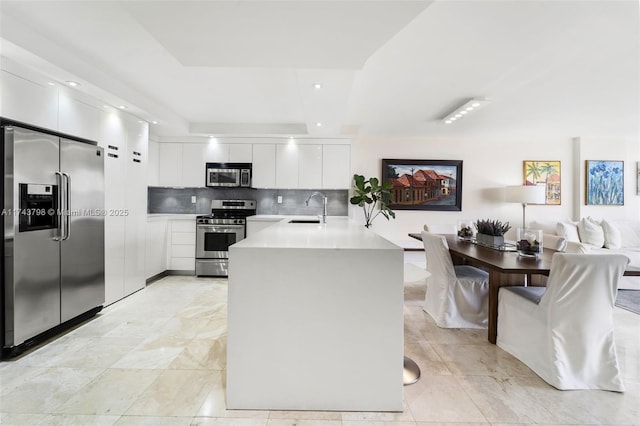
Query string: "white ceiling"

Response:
xmin=0 ymin=0 xmax=638 ymax=140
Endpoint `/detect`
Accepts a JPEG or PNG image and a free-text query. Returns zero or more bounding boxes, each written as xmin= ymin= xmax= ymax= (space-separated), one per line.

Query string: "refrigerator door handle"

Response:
xmin=54 ymin=171 xmax=64 ymax=241
xmin=62 ymin=172 xmax=71 ymax=240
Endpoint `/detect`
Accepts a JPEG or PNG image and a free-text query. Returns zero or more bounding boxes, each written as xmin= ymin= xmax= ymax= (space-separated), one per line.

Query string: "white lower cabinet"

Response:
xmin=146 ymin=217 xmax=169 ymax=279
xmin=169 ymin=219 xmax=196 ymax=272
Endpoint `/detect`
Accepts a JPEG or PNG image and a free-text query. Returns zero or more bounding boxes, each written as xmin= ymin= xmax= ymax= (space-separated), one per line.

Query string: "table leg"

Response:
xmin=488 ymin=270 xmax=502 ymax=344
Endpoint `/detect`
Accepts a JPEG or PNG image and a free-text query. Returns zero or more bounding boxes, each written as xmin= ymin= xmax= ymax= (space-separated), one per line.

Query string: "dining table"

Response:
xmin=408 ymin=232 xmax=640 ymax=344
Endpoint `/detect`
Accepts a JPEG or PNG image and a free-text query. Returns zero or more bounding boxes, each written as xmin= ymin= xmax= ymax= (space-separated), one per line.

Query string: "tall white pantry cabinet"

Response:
xmin=1 ymin=64 xmax=149 ymax=306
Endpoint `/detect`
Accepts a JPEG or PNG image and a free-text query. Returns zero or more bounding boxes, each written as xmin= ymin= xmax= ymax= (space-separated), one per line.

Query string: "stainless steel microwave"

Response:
xmin=205 ymin=163 xmax=252 ymax=188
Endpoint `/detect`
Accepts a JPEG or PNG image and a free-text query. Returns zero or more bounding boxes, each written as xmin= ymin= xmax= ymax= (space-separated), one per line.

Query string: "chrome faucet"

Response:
xmin=305 ymin=191 xmax=328 ymax=223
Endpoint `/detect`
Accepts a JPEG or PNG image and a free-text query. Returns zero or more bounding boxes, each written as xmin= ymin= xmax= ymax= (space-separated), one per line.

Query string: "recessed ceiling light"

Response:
xmin=65 ymin=81 xmax=80 ymax=87
xmin=313 ymin=82 xmax=322 ymax=90
xmin=47 ymin=82 xmax=56 ymax=86
xmin=316 ymin=122 xmax=322 ymax=127
xmin=152 ymin=120 xmax=158 ymax=124
xmin=138 ymin=120 xmax=143 ymax=123
xmin=118 ymin=105 xmax=126 ymax=109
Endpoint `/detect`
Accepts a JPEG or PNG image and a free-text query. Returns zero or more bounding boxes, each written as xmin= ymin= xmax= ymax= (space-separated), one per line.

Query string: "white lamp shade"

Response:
xmin=505 ymin=185 xmax=546 ymax=204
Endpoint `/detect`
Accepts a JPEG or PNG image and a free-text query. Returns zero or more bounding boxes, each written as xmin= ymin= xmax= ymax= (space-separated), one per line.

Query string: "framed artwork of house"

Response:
xmin=586 ymin=160 xmax=624 ymax=205
xmin=381 ymin=159 xmax=463 ymax=211
xmin=523 ymin=161 xmax=561 ymax=205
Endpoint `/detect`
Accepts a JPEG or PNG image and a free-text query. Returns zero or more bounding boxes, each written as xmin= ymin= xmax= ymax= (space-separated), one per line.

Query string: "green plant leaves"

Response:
xmin=350 ymin=173 xmax=396 ymax=227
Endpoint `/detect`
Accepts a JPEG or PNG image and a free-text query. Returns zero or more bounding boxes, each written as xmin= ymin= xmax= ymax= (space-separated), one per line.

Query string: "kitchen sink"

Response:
xmin=288 ymin=219 xmax=321 ymax=224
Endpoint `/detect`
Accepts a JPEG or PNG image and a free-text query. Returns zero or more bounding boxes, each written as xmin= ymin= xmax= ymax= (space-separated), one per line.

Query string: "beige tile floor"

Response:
xmin=1 ymin=274 xmax=639 ymax=426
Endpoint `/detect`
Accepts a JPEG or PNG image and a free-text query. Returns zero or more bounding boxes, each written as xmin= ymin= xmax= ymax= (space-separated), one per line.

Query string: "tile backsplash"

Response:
xmin=148 ymin=187 xmax=349 ymax=216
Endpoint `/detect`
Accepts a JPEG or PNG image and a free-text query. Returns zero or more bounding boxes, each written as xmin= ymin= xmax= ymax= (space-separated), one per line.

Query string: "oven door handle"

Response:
xmin=197 ymin=225 xmax=245 ymax=232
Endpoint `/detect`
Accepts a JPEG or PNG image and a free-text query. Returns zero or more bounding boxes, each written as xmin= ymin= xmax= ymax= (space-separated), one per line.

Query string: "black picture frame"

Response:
xmin=381 ymin=159 xmax=463 ymax=211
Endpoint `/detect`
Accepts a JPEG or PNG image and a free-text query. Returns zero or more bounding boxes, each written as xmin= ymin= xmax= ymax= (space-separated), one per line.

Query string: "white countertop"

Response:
xmin=234 ymin=217 xmax=401 ymax=250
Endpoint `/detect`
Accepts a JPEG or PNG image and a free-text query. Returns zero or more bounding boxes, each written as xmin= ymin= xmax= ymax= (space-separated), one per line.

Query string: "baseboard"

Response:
xmin=146 ymin=270 xmax=196 ymax=285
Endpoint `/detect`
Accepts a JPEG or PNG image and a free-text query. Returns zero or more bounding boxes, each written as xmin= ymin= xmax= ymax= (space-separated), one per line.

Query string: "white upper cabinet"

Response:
xmin=229 ymin=144 xmax=253 ymax=162
xmin=0 ymin=70 xmax=58 ymax=131
xmin=147 ymin=140 xmax=160 ymax=186
xmin=298 ymin=145 xmax=322 ymax=189
xmin=182 ymin=143 xmax=206 ymax=187
xmin=322 ymin=144 xmax=351 ymax=189
xmin=204 ymin=142 xmax=230 ymax=163
xmin=152 ymin=140 xmax=350 ymax=189
xmin=252 ymin=144 xmax=276 ymax=188
xmin=58 ymin=93 xmax=101 ymax=141
xmin=276 ymin=144 xmax=299 ymax=188
xmin=158 ymin=143 xmax=183 ymax=187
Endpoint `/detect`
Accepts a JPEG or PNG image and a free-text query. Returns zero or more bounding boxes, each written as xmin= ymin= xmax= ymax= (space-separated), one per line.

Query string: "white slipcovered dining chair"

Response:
xmin=421 ymin=231 xmax=489 ymax=328
xmin=497 ymin=253 xmax=629 ymax=391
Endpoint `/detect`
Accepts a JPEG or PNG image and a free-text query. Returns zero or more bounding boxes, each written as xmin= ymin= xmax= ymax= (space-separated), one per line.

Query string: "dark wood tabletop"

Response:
xmin=408 ymin=231 xmax=640 ymax=343
xmin=408 ymin=232 xmax=640 ymax=276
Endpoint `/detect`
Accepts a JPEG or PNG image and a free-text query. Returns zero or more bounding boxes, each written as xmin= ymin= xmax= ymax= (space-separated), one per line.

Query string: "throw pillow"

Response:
xmin=602 ymin=220 xmax=622 ymax=249
xmin=556 ymin=221 xmax=581 ymax=242
xmin=578 ymin=217 xmax=605 ymax=248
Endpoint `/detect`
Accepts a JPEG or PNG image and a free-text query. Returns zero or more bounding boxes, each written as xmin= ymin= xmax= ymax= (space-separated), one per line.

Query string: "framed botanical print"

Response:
xmin=586 ymin=160 xmax=624 ymax=205
xmin=381 ymin=159 xmax=462 ymax=211
xmin=523 ymin=161 xmax=561 ymax=205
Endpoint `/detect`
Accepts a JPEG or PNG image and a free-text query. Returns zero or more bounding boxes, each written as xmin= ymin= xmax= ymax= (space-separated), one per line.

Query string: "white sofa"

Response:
xmin=531 ymin=218 xmax=640 ymax=290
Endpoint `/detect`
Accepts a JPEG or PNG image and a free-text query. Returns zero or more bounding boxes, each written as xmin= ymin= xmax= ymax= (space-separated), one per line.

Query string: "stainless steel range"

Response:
xmin=195 ymin=199 xmax=256 ymax=277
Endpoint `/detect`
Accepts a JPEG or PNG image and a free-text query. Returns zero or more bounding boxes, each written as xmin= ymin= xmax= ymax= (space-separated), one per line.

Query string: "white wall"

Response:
xmin=350 ymin=135 xmax=639 ymax=243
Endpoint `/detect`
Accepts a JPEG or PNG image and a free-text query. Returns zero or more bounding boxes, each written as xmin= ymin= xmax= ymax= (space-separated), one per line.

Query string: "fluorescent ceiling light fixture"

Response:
xmin=313 ymin=82 xmax=322 ymax=90
xmin=118 ymin=105 xmax=127 ymax=109
xmin=47 ymin=82 xmax=56 ymax=86
xmin=442 ymin=98 xmax=490 ymax=124
xmin=65 ymin=80 xmax=80 ymax=87
xmin=152 ymin=120 xmax=158 ymax=124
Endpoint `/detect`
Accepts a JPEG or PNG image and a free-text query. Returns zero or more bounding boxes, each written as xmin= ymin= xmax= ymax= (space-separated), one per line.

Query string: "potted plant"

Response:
xmin=350 ymin=174 xmax=395 ymax=228
xmin=474 ymin=219 xmax=511 ymax=247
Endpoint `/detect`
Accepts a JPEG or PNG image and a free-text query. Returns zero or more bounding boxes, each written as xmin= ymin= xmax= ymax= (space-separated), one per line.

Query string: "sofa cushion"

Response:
xmin=578 ymin=217 xmax=605 ymax=248
xmin=556 ymin=221 xmax=581 ymax=242
xmin=610 ymin=220 xmax=640 ymax=248
xmin=602 ymin=219 xmax=622 ymax=249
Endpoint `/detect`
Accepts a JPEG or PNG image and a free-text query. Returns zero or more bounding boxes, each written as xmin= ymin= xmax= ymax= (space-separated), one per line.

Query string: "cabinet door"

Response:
xmin=322 ymin=145 xmax=351 ymax=189
xmin=99 ymin=111 xmax=127 ymax=305
xmin=204 ymin=142 xmax=230 ymax=163
xmin=298 ymin=145 xmax=322 ymax=189
xmin=58 ymin=93 xmax=101 ymax=141
xmin=158 ymin=143 xmax=183 ymax=186
xmin=147 ymin=140 xmax=160 ymax=186
xmin=146 ymin=218 xmax=168 ymax=279
xmin=182 ymin=143 xmax=206 ymax=187
xmin=276 ymin=144 xmax=299 ymax=188
xmin=0 ymin=70 xmax=58 ymax=131
xmin=252 ymin=144 xmax=276 ymax=188
xmin=124 ymin=118 xmax=148 ymax=296
xmin=229 ymin=144 xmax=253 ymax=162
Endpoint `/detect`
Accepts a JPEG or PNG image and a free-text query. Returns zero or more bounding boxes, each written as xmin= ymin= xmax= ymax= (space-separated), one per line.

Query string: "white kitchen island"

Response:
xmin=226 ymin=217 xmax=404 ymax=412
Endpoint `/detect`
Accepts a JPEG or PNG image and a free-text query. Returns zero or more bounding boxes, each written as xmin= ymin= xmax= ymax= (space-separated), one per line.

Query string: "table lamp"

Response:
xmin=505 ymin=185 xmax=546 ymax=228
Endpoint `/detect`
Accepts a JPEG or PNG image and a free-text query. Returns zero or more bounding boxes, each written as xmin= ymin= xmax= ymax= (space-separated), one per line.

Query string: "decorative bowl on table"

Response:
xmin=516 ymin=228 xmax=543 ymax=258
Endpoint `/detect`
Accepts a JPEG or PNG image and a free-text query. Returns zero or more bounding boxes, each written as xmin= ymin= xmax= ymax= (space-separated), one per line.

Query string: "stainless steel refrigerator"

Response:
xmin=2 ymin=120 xmax=105 ymax=357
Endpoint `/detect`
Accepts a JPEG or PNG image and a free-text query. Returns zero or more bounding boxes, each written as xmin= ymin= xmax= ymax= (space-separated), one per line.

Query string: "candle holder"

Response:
xmin=457 ymin=219 xmax=475 ymax=241
xmin=516 ymin=228 xmax=543 ymax=258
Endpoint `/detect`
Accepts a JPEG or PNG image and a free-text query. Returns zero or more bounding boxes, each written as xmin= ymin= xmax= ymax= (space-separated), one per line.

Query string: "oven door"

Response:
xmin=206 ymin=168 xmax=240 ymax=187
xmin=196 ymin=224 xmax=245 ymax=259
